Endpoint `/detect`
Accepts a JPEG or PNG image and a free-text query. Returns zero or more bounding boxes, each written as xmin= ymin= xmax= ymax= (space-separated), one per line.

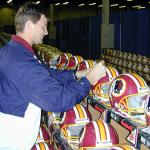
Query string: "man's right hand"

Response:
xmin=86 ymin=60 xmax=106 ymax=85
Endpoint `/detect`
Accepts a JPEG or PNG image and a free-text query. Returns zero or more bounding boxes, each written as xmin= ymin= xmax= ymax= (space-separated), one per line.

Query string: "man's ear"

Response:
xmin=25 ymin=20 xmax=34 ymax=32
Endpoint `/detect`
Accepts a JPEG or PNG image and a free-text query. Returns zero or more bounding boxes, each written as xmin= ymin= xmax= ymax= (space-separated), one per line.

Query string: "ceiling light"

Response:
xmin=55 ymin=3 xmax=60 ymax=6
xmin=119 ymin=6 xmax=126 ymax=8
xmin=132 ymin=5 xmax=141 ymax=8
xmin=127 ymin=0 xmax=134 ymax=1
xmin=98 ymin=5 xmax=103 ymax=7
xmin=78 ymin=4 xmax=85 ymax=7
xmin=89 ymin=3 xmax=96 ymax=6
xmin=7 ymin=0 xmax=12 ymax=4
xmin=35 ymin=1 xmax=40 ymax=4
xmin=110 ymin=4 xmax=118 ymax=7
xmin=63 ymin=2 xmax=69 ymax=5
xmin=137 ymin=6 xmax=146 ymax=9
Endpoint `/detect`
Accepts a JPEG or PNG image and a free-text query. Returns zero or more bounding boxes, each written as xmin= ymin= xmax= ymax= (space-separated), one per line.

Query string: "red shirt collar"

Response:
xmin=11 ymin=35 xmax=34 ymax=54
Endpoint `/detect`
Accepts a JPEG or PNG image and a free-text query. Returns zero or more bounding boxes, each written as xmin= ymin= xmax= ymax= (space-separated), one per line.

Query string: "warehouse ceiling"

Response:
xmin=0 ymin=0 xmax=150 ymax=10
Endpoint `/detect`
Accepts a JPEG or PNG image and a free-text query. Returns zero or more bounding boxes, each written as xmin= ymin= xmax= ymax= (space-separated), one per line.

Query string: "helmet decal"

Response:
xmin=111 ymin=79 xmax=126 ymax=97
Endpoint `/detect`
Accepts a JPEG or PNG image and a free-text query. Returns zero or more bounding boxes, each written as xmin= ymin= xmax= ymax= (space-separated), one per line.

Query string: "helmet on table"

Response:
xmin=77 ymin=60 xmax=96 ymax=71
xmin=79 ymin=144 xmax=136 ymax=150
xmin=59 ymin=104 xmax=92 ymax=142
xmin=79 ymin=120 xmax=119 ymax=149
xmin=36 ymin=125 xmax=50 ymax=144
xmin=56 ymin=53 xmax=72 ymax=70
xmin=65 ymin=55 xmax=83 ymax=70
xmin=92 ymin=66 xmax=119 ymax=107
xmin=31 ymin=142 xmax=54 ymax=150
xmin=109 ymin=73 xmax=150 ymax=124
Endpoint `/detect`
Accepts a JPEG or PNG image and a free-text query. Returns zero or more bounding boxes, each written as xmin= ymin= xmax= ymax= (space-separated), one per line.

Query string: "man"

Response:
xmin=0 ymin=2 xmax=106 ymax=150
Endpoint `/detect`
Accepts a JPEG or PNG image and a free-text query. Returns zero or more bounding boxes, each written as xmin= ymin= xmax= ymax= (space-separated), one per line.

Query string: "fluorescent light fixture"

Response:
xmin=55 ymin=3 xmax=60 ymax=6
xmin=63 ymin=2 xmax=69 ymax=5
xmin=137 ymin=6 xmax=145 ymax=9
xmin=98 ymin=5 xmax=103 ymax=7
xmin=127 ymin=0 xmax=134 ymax=1
xmin=7 ymin=0 xmax=12 ymax=4
xmin=119 ymin=5 xmax=126 ymax=8
xmin=78 ymin=3 xmax=85 ymax=7
xmin=89 ymin=3 xmax=96 ymax=6
xmin=132 ymin=5 xmax=141 ymax=8
xmin=110 ymin=4 xmax=118 ymax=7
xmin=35 ymin=1 xmax=40 ymax=4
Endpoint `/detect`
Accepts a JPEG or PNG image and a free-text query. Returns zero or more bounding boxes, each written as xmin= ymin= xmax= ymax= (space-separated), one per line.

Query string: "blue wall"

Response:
xmin=54 ymin=9 xmax=150 ymax=59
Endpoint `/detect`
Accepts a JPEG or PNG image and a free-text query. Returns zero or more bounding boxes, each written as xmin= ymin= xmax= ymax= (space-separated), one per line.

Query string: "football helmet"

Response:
xmin=31 ymin=142 xmax=54 ymax=150
xmin=56 ymin=53 xmax=72 ymax=70
xmin=59 ymin=104 xmax=92 ymax=142
xmin=145 ymin=94 xmax=150 ymax=126
xmin=109 ymin=73 xmax=150 ymax=124
xmin=65 ymin=55 xmax=83 ymax=70
xmin=92 ymin=66 xmax=119 ymax=106
xmin=36 ymin=125 xmax=50 ymax=144
xmin=77 ymin=60 xmax=96 ymax=71
xmin=79 ymin=144 xmax=136 ymax=150
xmin=79 ymin=120 xmax=119 ymax=149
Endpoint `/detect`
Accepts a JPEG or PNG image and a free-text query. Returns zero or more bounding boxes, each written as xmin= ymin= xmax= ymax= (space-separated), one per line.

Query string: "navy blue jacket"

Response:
xmin=0 ymin=36 xmax=91 ymax=117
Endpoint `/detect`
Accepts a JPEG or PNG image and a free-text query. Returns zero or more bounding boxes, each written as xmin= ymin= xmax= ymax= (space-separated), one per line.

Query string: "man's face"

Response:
xmin=32 ymin=15 xmax=48 ymax=45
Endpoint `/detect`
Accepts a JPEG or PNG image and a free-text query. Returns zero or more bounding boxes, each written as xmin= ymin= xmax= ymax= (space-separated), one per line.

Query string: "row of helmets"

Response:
xmin=33 ymin=44 xmax=63 ymax=68
xmin=47 ymin=104 xmax=136 ymax=150
xmin=103 ymin=55 xmax=150 ymax=74
xmin=56 ymin=52 xmax=150 ymax=126
xmin=56 ymin=52 xmax=97 ymax=71
xmin=46 ymin=71 xmax=150 ymax=150
xmin=33 ymin=45 xmax=97 ymax=71
xmin=102 ymin=54 xmax=150 ymax=84
xmin=104 ymin=49 xmax=150 ymax=65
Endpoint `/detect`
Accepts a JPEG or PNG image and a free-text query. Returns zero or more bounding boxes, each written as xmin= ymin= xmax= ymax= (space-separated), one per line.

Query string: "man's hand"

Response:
xmin=75 ymin=69 xmax=90 ymax=79
xmin=86 ymin=60 xmax=106 ymax=85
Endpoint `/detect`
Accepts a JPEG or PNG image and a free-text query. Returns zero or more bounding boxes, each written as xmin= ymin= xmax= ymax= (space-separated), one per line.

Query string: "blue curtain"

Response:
xmin=55 ymin=10 xmax=150 ymax=58
xmin=120 ymin=10 xmax=150 ymax=56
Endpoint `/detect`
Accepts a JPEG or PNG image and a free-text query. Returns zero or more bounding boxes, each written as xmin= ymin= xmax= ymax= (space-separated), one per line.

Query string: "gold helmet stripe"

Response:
xmin=75 ymin=104 xmax=85 ymax=119
xmin=88 ymin=60 xmax=94 ymax=68
xmin=107 ymin=66 xmax=118 ymax=77
xmin=118 ymin=144 xmax=133 ymax=150
xmin=96 ymin=120 xmax=106 ymax=141
xmin=131 ymin=73 xmax=147 ymax=88
xmin=39 ymin=142 xmax=46 ymax=150
xmin=77 ymin=56 xmax=83 ymax=63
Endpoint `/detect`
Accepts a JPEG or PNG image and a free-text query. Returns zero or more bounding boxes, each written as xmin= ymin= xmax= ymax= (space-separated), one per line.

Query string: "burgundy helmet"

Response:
xmin=79 ymin=120 xmax=119 ymax=149
xmin=59 ymin=104 xmax=92 ymax=142
xmin=109 ymin=73 xmax=149 ymax=124
xmin=36 ymin=125 xmax=50 ymax=144
xmin=77 ymin=59 xmax=96 ymax=71
xmin=79 ymin=144 xmax=136 ymax=150
xmin=65 ymin=55 xmax=83 ymax=70
xmin=56 ymin=53 xmax=72 ymax=69
xmin=92 ymin=66 xmax=119 ymax=107
xmin=31 ymin=142 xmax=54 ymax=150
